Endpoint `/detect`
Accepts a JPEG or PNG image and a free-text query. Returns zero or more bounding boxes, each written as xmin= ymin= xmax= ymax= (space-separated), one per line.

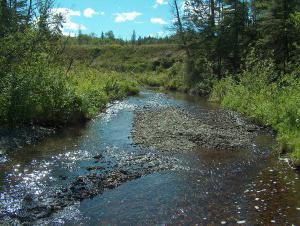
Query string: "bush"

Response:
xmin=69 ymin=68 xmax=140 ymax=119
xmin=0 ymin=32 xmax=140 ymax=126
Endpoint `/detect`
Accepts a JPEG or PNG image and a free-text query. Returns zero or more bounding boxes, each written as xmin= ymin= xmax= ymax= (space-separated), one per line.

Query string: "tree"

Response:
xmin=253 ymin=0 xmax=299 ymax=72
xmin=0 ymin=0 xmax=10 ymax=37
xmin=137 ymin=36 xmax=142 ymax=45
xmin=105 ymin=30 xmax=115 ymax=40
xmin=78 ymin=27 xmax=84 ymax=45
xmin=131 ymin=30 xmax=136 ymax=44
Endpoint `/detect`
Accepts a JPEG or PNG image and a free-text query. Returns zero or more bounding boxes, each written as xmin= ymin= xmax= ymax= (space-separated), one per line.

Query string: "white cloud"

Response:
xmin=114 ymin=11 xmax=142 ymax=23
xmin=83 ymin=8 xmax=104 ymax=18
xmin=50 ymin=8 xmax=86 ymax=31
xmin=153 ymin=0 xmax=168 ymax=8
xmin=150 ymin=17 xmax=168 ymax=25
xmin=50 ymin=8 xmax=81 ymax=17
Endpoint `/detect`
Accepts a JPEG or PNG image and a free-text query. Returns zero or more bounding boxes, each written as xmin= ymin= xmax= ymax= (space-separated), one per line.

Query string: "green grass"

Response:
xmin=69 ymin=67 xmax=139 ymax=119
xmin=210 ymin=60 xmax=300 ymax=167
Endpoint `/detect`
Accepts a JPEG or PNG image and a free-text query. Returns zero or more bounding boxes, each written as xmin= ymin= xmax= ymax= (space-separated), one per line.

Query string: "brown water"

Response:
xmin=0 ymin=90 xmax=300 ymax=225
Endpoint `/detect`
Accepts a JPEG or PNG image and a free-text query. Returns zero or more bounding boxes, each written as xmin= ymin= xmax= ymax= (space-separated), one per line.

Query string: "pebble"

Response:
xmin=237 ymin=220 xmax=246 ymax=224
xmin=221 ymin=221 xmax=226 ymax=225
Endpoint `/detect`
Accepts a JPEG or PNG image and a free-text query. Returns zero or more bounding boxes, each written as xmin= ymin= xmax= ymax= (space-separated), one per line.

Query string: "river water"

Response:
xmin=0 ymin=90 xmax=300 ymax=225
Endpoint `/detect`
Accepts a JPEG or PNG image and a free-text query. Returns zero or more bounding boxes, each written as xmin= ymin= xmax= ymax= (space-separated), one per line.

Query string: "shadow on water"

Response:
xmin=0 ymin=90 xmax=300 ymax=225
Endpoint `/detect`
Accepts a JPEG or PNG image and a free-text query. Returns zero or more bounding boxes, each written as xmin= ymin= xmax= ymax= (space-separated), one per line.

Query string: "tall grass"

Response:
xmin=210 ymin=59 xmax=300 ymax=166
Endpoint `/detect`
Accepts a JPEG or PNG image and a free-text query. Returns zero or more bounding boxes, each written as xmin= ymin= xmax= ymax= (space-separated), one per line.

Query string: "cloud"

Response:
xmin=114 ymin=11 xmax=142 ymax=23
xmin=83 ymin=8 xmax=104 ymax=18
xmin=153 ymin=0 xmax=168 ymax=8
xmin=50 ymin=8 xmax=86 ymax=31
xmin=150 ymin=17 xmax=168 ymax=25
xmin=50 ymin=8 xmax=81 ymax=17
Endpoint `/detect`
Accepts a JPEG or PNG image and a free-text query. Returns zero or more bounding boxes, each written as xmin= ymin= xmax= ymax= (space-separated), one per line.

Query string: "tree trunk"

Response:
xmin=210 ymin=0 xmax=215 ymax=37
xmin=173 ymin=0 xmax=191 ymax=58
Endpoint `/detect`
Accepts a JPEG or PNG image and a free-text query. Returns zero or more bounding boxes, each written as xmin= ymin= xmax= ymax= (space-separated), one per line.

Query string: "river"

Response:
xmin=1 ymin=90 xmax=300 ymax=225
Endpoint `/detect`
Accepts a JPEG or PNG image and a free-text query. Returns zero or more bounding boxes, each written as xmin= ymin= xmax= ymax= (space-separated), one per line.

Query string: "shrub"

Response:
xmin=0 ymin=32 xmax=140 ymax=126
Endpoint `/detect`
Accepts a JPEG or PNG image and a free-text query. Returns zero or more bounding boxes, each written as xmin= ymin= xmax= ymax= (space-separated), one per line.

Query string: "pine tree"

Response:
xmin=0 ymin=0 xmax=10 ymax=37
xmin=254 ymin=0 xmax=299 ymax=71
xmin=131 ymin=30 xmax=136 ymax=44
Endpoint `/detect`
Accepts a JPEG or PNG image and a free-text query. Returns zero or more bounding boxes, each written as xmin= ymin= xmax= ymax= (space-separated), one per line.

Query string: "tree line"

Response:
xmin=172 ymin=0 xmax=300 ymax=82
xmin=72 ymin=29 xmax=175 ymax=46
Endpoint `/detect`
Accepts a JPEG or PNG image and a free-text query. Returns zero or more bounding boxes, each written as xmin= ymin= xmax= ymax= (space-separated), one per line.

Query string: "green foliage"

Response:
xmin=63 ymin=44 xmax=180 ymax=73
xmin=69 ymin=67 xmax=139 ymax=119
xmin=137 ymin=73 xmax=169 ymax=87
xmin=210 ymin=58 xmax=300 ymax=166
xmin=176 ymin=0 xmax=300 ymax=84
xmin=0 ymin=31 xmax=140 ymax=126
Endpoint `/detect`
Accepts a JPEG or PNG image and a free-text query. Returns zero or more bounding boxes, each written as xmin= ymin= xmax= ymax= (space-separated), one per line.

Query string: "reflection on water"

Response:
xmin=0 ymin=90 xmax=300 ymax=225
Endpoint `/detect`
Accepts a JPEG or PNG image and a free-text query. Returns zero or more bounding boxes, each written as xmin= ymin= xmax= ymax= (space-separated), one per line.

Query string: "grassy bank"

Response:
xmin=1 ymin=41 xmax=182 ymax=127
xmin=63 ymin=44 xmax=217 ymax=96
xmin=0 ymin=59 xmax=139 ymax=127
xmin=210 ymin=60 xmax=300 ymax=167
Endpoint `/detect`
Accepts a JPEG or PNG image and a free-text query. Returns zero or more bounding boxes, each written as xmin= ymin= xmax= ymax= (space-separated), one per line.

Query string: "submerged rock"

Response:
xmin=8 ymin=153 xmax=172 ymax=224
xmin=86 ymin=166 xmax=105 ymax=171
xmin=93 ymin=154 xmax=104 ymax=160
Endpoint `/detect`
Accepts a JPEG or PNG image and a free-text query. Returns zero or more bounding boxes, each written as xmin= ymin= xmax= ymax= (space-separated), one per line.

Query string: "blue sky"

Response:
xmin=53 ymin=0 xmax=175 ymax=39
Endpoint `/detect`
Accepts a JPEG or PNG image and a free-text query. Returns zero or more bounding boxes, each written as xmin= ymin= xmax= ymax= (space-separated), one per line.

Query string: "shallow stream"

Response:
xmin=1 ymin=90 xmax=300 ymax=225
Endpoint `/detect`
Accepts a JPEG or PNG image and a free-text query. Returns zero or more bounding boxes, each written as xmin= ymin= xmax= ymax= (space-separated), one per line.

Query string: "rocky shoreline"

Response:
xmin=132 ymin=106 xmax=261 ymax=152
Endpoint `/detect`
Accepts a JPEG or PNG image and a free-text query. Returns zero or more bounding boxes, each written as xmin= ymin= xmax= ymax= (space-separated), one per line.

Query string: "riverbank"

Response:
xmin=209 ymin=62 xmax=300 ymax=169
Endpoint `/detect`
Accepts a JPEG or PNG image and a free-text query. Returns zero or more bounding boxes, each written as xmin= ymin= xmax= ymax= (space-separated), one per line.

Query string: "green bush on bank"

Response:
xmin=0 ymin=32 xmax=139 ymax=127
xmin=70 ymin=67 xmax=139 ymax=119
xmin=0 ymin=65 xmax=140 ymax=126
xmin=210 ymin=59 xmax=300 ymax=166
xmin=0 ymin=31 xmax=78 ymax=125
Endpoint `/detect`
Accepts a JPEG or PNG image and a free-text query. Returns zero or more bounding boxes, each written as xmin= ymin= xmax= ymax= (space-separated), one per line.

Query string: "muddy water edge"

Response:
xmin=0 ymin=90 xmax=300 ymax=225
